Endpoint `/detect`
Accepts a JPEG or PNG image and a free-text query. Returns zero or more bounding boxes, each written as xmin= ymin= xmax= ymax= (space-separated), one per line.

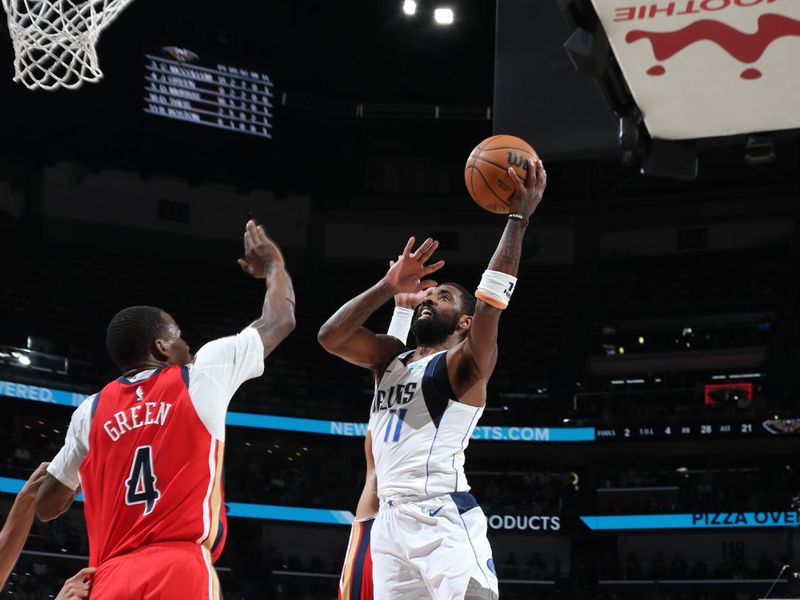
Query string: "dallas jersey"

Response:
xmin=48 ymin=328 xmax=264 ymax=568
xmin=368 ymin=349 xmax=483 ymax=500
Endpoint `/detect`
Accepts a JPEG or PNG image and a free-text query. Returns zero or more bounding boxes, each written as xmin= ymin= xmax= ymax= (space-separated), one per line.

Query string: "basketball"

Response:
xmin=464 ymin=134 xmax=538 ymax=214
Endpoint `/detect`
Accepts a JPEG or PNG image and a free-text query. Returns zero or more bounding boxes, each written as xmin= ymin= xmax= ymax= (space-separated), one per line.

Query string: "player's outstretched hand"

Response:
xmin=507 ymin=158 xmax=547 ymax=220
xmin=238 ymin=219 xmax=285 ymax=279
xmin=55 ymin=567 xmax=95 ymax=600
xmin=389 ymin=258 xmax=434 ymax=309
xmin=384 ymin=237 xmax=445 ymax=295
xmin=18 ymin=462 xmax=49 ymax=501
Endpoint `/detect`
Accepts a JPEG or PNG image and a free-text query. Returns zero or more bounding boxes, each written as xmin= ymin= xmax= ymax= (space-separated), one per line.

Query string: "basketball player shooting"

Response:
xmin=33 ymin=219 xmax=296 ymax=599
xmin=319 ymin=158 xmax=546 ymax=599
xmin=337 ymin=290 xmax=422 ymax=600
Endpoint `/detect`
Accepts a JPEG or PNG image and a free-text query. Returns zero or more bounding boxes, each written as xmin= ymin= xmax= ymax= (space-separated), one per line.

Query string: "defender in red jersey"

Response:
xmin=35 ymin=220 xmax=296 ymax=599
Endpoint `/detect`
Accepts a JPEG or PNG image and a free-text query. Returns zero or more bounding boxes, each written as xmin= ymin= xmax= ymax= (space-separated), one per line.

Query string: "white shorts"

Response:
xmin=371 ymin=492 xmax=499 ymax=600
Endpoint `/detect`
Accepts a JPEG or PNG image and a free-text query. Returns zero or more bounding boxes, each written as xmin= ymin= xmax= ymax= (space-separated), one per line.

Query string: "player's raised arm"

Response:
xmin=450 ymin=158 xmax=547 ymax=394
xmin=238 ymin=219 xmax=296 ymax=357
xmin=318 ymin=237 xmax=444 ymax=376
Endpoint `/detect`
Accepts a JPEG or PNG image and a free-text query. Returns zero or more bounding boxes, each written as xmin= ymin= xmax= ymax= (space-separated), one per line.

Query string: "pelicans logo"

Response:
xmin=762 ymin=418 xmax=800 ymax=435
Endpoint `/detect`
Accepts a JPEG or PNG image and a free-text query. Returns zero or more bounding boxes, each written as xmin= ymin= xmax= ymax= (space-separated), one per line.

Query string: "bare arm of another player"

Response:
xmin=318 ymin=237 xmax=444 ymax=377
xmin=55 ymin=567 xmax=95 ymax=600
xmin=448 ymin=159 xmax=547 ymax=400
xmin=35 ymin=477 xmax=78 ymax=522
xmin=238 ymin=219 xmax=296 ymax=358
xmin=0 ymin=463 xmax=48 ymax=587
xmin=355 ymin=432 xmax=379 ymax=519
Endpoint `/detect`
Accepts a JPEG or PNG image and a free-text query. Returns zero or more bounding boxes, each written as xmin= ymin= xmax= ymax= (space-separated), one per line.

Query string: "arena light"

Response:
xmin=433 ymin=7 xmax=454 ymax=25
xmin=402 ymin=0 xmax=416 ymax=16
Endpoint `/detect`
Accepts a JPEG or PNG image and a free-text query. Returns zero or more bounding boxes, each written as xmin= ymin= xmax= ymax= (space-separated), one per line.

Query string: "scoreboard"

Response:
xmin=594 ymin=417 xmax=800 ymax=442
xmin=144 ymin=45 xmax=273 ymax=139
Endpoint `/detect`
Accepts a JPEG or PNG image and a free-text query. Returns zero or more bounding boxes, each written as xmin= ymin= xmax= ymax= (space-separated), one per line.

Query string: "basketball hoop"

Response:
xmin=1 ymin=0 xmax=134 ymax=90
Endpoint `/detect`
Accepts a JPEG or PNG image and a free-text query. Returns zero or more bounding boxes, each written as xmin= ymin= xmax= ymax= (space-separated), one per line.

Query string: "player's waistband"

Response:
xmin=379 ymin=491 xmax=479 ymax=513
xmin=99 ymin=541 xmax=203 ymax=567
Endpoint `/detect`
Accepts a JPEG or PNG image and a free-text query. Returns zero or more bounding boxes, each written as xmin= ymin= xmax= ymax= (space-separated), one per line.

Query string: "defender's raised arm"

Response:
xmin=239 ymin=219 xmax=296 ymax=357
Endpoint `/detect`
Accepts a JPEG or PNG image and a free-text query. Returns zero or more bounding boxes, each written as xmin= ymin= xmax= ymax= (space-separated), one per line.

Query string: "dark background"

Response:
xmin=1 ymin=0 xmax=800 ymax=598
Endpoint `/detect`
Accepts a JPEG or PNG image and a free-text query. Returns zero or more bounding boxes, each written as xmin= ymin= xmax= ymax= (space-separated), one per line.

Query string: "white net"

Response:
xmin=2 ymin=0 xmax=133 ymax=90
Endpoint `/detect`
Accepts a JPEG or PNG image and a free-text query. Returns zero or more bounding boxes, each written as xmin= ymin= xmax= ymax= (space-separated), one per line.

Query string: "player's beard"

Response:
xmin=411 ymin=306 xmax=459 ymax=347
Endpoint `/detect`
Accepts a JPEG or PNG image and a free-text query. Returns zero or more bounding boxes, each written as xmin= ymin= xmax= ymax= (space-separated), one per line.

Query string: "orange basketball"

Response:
xmin=464 ymin=134 xmax=538 ymax=214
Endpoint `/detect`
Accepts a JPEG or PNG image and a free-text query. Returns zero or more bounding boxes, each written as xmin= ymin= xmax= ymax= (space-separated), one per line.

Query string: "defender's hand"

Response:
xmin=18 ymin=462 xmax=49 ymax=501
xmin=507 ymin=158 xmax=547 ymax=220
xmin=238 ymin=219 xmax=284 ymax=279
xmin=55 ymin=568 xmax=95 ymax=600
xmin=384 ymin=237 xmax=444 ymax=295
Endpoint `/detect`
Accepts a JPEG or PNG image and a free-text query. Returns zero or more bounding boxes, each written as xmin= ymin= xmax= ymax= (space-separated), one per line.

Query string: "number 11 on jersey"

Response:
xmin=383 ymin=409 xmax=408 ymax=443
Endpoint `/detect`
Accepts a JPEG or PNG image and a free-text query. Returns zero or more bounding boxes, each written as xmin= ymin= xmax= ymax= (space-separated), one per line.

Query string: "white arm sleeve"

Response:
xmin=47 ymin=396 xmax=94 ymax=490
xmin=188 ymin=327 xmax=265 ymax=441
xmin=386 ymin=307 xmax=413 ymax=344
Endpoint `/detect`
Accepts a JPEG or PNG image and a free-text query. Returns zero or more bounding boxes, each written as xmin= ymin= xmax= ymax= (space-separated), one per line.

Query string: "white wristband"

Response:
xmin=387 ymin=306 xmax=414 ymax=343
xmin=475 ymin=269 xmax=517 ymax=310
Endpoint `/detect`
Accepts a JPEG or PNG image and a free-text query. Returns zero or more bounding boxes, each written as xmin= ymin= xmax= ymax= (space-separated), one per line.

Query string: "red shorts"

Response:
xmin=338 ymin=518 xmax=374 ymax=600
xmin=91 ymin=542 xmax=221 ymax=600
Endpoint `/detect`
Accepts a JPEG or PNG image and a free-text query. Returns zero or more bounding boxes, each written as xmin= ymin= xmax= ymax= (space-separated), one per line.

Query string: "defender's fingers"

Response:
xmin=255 ymin=224 xmax=271 ymax=243
xmin=29 ymin=462 xmax=49 ymax=479
xmin=237 ymin=258 xmax=251 ymax=273
xmin=67 ymin=567 xmax=95 ymax=583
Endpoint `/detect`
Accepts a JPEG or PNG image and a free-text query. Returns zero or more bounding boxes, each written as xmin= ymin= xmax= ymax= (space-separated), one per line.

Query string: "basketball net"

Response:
xmin=1 ymin=0 xmax=134 ymax=90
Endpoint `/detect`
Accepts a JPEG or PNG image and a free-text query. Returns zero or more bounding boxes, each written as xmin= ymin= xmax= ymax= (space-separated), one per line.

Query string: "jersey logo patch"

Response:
xmin=428 ymin=506 xmax=444 ymax=518
xmin=407 ymin=362 xmax=425 ymax=375
xmin=135 ymin=386 xmax=144 ymax=402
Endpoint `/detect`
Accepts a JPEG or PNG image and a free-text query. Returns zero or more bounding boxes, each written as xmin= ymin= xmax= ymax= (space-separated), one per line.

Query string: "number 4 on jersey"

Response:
xmin=125 ymin=446 xmax=160 ymax=515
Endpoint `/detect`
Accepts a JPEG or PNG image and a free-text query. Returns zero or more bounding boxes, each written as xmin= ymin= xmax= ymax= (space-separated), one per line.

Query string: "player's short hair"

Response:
xmin=106 ymin=306 xmax=168 ymax=370
xmin=441 ymin=282 xmax=476 ymax=317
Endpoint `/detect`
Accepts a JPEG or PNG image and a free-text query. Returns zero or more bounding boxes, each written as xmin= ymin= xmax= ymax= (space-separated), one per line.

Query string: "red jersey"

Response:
xmin=79 ymin=365 xmax=227 ymax=567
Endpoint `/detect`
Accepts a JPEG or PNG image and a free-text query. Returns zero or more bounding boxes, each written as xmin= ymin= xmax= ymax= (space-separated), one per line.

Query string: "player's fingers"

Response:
xmin=413 ymin=237 xmax=434 ymax=260
xmin=389 ymin=259 xmax=395 ymax=268
xmin=419 ymin=279 xmax=438 ymax=290
xmin=402 ymin=236 xmax=415 ymax=257
xmin=507 ymin=167 xmax=525 ymax=194
xmin=538 ymin=161 xmax=547 ymax=190
xmin=525 ymin=158 xmax=536 ymax=187
xmin=419 ymin=239 xmax=440 ymax=262
xmin=423 ymin=260 xmax=445 ymax=276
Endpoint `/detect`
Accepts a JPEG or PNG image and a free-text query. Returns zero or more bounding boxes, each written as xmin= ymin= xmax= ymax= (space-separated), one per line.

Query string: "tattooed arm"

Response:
xmin=448 ymin=159 xmax=547 ymax=400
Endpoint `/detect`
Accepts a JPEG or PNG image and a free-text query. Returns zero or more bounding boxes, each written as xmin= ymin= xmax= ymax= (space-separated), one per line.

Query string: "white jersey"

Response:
xmin=368 ymin=349 xmax=483 ymax=500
